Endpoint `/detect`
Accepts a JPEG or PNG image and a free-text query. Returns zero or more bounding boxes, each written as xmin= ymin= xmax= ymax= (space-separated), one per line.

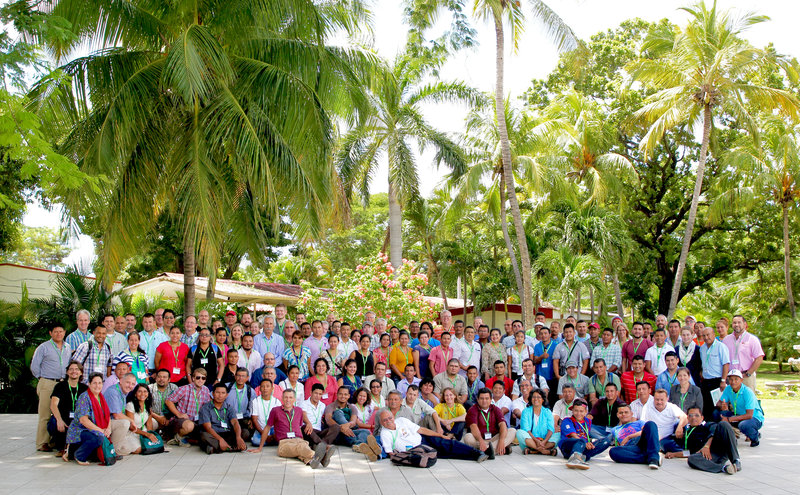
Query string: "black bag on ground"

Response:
xmin=389 ymin=445 xmax=438 ymax=468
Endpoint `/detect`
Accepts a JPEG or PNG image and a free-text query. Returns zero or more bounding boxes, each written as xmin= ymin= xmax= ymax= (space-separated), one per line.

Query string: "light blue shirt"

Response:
xmin=699 ymin=341 xmax=730 ymax=379
xmin=139 ymin=330 xmax=168 ymax=369
xmin=656 ymin=369 xmax=695 ymax=391
xmin=720 ymin=384 xmax=763 ymax=423
xmin=253 ymin=333 xmax=285 ymax=366
xmin=66 ymin=329 xmax=91 ymax=354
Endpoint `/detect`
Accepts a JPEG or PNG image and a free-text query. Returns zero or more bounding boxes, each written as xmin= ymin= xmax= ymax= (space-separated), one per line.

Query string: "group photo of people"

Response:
xmin=30 ymin=305 xmax=764 ymax=476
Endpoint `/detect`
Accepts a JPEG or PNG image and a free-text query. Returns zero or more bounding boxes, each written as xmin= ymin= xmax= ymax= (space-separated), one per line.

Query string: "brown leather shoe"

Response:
xmin=38 ymin=444 xmax=53 ymax=452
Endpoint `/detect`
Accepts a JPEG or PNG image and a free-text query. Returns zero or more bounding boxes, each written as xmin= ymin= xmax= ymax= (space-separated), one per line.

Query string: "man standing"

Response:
xmin=187 ymin=329 xmax=224 ymax=387
xmin=433 ymin=310 xmax=453 ymax=341
xmin=575 ymin=320 xmax=590 ymax=343
xmin=199 ymin=383 xmax=248 ymax=453
xmin=463 ymin=388 xmax=516 ymax=456
xmin=665 ymin=406 xmax=740 ymax=474
xmin=716 ymin=370 xmax=764 ymax=447
xmin=237 ymin=334 xmax=262 ymax=378
xmin=644 ymin=329 xmax=675 ymax=376
xmin=273 ymin=304 xmax=289 ymax=336
xmin=456 ymin=326 xmax=481 ymax=377
xmin=181 ymin=315 xmax=199 ymax=347
xmin=553 ymin=324 xmax=590 ymax=378
xmin=101 ymin=313 xmax=127 ymax=357
xmin=305 ymin=320 xmax=330 ymax=364
xmin=139 ymin=313 xmax=168 ymax=374
xmin=621 ymin=356 xmax=657 ymax=405
xmin=622 ymin=322 xmax=653 ymax=372
xmin=197 ymin=309 xmax=211 ymax=332
xmin=533 ymin=326 xmax=558 ymax=405
xmin=30 ymin=326 xmax=71 ymax=451
xmin=253 ymin=315 xmax=285 ymax=367
xmin=666 ymin=319 xmax=682 ymax=349
xmin=72 ymin=326 xmax=113 ymax=383
xmin=699 ymin=326 xmax=730 ymax=419
xmin=722 ymin=315 xmax=764 ymax=391
xmin=125 ymin=313 xmax=137 ymax=333
xmin=224 ymin=310 xmax=238 ymax=334
xmin=65 ymin=309 xmax=92 ymax=352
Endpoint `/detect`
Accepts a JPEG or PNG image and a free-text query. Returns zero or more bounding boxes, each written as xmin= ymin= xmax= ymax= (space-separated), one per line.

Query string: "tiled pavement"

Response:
xmin=0 ymin=414 xmax=797 ymax=494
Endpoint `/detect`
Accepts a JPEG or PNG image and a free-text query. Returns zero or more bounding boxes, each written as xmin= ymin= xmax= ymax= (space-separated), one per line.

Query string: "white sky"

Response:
xmin=23 ymin=0 xmax=800 ymax=268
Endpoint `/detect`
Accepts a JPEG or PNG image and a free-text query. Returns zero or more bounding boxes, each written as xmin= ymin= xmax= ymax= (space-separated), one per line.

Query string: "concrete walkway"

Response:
xmin=0 ymin=414 xmax=797 ymax=494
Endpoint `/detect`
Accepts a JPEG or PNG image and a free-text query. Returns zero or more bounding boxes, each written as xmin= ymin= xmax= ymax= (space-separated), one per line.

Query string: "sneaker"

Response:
xmin=575 ymin=455 xmax=590 ymax=470
xmin=356 ymin=443 xmax=377 ymax=462
xmin=486 ymin=443 xmax=495 ymax=460
xmin=167 ymin=434 xmax=182 ymax=446
xmin=205 ymin=445 xmax=214 ymax=455
xmin=566 ymin=453 xmax=581 ymax=469
xmin=366 ymin=435 xmax=382 ymax=458
xmin=734 ymin=459 xmax=742 ymax=472
xmin=750 ymin=439 xmax=759 ymax=447
xmin=648 ymin=460 xmax=660 ymax=470
xmin=723 ymin=460 xmax=736 ymax=475
xmin=321 ymin=445 xmax=336 ymax=467
xmin=309 ymin=442 xmax=327 ymax=469
xmin=477 ymin=452 xmax=489 ymax=463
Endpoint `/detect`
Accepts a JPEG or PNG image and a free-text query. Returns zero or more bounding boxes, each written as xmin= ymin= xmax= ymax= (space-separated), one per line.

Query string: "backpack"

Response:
xmin=389 ymin=444 xmax=438 ymax=468
xmin=96 ymin=437 xmax=117 ymax=466
xmin=139 ymin=432 xmax=165 ymax=455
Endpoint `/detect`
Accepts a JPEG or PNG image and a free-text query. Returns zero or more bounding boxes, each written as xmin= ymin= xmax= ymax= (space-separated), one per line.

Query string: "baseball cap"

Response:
xmin=728 ymin=370 xmax=743 ymax=379
xmin=569 ymin=398 xmax=588 ymax=410
xmin=566 ymin=362 xmax=579 ymax=368
xmin=225 ymin=310 xmax=237 ymax=316
xmin=589 ymin=322 xmax=599 ymax=329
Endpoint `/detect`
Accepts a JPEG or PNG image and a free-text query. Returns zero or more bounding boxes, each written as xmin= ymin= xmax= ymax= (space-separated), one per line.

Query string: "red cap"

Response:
xmin=225 ymin=310 xmax=237 ymax=316
xmin=589 ymin=322 xmax=599 ymax=329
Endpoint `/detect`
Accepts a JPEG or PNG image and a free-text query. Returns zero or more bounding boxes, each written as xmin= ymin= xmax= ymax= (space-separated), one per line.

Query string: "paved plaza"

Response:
xmin=0 ymin=414 xmax=797 ymax=494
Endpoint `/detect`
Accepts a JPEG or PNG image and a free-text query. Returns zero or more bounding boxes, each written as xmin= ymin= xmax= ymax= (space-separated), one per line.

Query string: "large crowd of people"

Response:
xmin=30 ymin=305 xmax=764 ymax=475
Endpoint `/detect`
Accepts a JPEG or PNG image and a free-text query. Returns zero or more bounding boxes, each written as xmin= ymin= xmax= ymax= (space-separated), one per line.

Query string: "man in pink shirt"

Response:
xmin=428 ymin=332 xmax=458 ymax=376
xmin=722 ymin=315 xmax=764 ymax=391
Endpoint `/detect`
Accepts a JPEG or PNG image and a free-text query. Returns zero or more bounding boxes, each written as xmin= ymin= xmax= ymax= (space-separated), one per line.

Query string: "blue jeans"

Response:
xmin=659 ymin=436 xmax=683 ymax=453
xmin=609 ymin=421 xmax=661 ymax=465
xmin=717 ymin=410 xmax=762 ymax=441
xmin=420 ymin=434 xmax=482 ymax=461
xmin=73 ymin=430 xmax=104 ymax=462
xmin=332 ymin=409 xmax=370 ymax=446
xmin=559 ymin=436 xmax=610 ymax=461
xmin=590 ymin=424 xmax=612 ymax=441
xmin=251 ymin=427 xmax=276 ymax=446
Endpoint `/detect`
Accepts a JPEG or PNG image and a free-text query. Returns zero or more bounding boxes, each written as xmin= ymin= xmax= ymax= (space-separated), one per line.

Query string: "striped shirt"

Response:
xmin=65 ymin=329 xmax=91 ymax=355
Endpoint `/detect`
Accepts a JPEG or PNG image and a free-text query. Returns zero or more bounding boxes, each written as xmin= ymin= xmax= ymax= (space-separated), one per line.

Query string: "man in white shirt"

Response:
xmin=377 ymin=410 xmax=488 ymax=462
xmin=644 ymin=329 xmax=674 ymax=376
xmin=364 ymin=362 xmax=396 ymax=398
xmin=237 ymin=334 xmax=262 ymax=378
xmin=456 ymin=326 xmax=481 ymax=377
xmin=630 ymin=381 xmax=655 ymax=420
xmin=511 ymin=379 xmax=533 ymax=425
xmin=641 ymin=389 xmax=688 ymax=452
xmin=552 ymin=384 xmax=575 ymax=429
xmin=249 ymin=378 xmax=281 ymax=448
xmin=490 ymin=380 xmax=513 ymax=425
xmin=301 ymin=384 xmax=340 ymax=447
xmin=396 ymin=364 xmax=422 ymax=397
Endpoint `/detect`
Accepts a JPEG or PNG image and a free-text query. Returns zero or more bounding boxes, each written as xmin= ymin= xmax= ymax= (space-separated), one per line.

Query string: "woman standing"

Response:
xmin=507 ymin=331 xmax=534 ymax=380
xmin=282 ymin=331 xmax=312 ymax=380
xmin=228 ymin=324 xmax=244 ymax=350
xmin=518 ymin=389 xmax=557 ymax=456
xmin=63 ymin=372 xmax=111 ymax=465
xmin=122 ymin=332 xmax=149 ymax=384
xmin=321 ymin=334 xmax=345 ymax=376
xmin=413 ymin=331 xmax=433 ymax=379
xmin=481 ymin=329 xmax=506 ymax=382
xmin=389 ymin=331 xmax=414 ymax=380
xmin=215 ymin=327 xmax=230 ymax=365
xmin=678 ymin=327 xmax=703 ymax=385
xmin=613 ymin=323 xmax=631 ymax=347
xmin=49 ymin=361 xmax=88 ymax=456
xmin=155 ymin=326 xmax=190 ymax=385
xmin=372 ymin=333 xmax=392 ymax=368
xmin=349 ymin=335 xmax=375 ymax=379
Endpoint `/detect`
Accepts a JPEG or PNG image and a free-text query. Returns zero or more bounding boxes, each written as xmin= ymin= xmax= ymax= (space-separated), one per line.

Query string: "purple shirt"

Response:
xmin=304 ymin=336 xmax=329 ymax=365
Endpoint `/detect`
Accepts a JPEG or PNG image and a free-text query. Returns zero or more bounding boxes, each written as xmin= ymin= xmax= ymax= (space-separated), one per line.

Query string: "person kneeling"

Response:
xmin=377 ymin=409 xmax=488 ymax=462
xmin=665 ymin=406 xmax=740 ymax=475
xmin=199 ymin=383 xmax=248 ymax=454
xmin=558 ymin=398 xmax=609 ymax=469
xmin=608 ymin=404 xmax=663 ymax=469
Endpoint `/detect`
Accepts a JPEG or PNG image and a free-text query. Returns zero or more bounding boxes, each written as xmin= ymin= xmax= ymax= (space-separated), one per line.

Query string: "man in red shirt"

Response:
xmin=485 ymin=361 xmax=514 ymax=397
xmin=263 ymin=389 xmax=334 ymax=468
xmin=620 ymin=356 xmax=656 ymax=404
xmin=462 ymin=388 xmax=516 ymax=456
xmin=622 ymin=322 xmax=654 ymax=372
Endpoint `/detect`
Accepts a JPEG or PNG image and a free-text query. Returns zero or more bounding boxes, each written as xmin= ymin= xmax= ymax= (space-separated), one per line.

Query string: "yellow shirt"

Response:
xmin=434 ymin=402 xmax=466 ymax=420
xmin=389 ymin=345 xmax=414 ymax=374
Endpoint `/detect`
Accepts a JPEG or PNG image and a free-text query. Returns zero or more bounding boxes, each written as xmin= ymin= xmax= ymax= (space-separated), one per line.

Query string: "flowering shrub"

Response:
xmin=296 ymin=253 xmax=441 ymax=328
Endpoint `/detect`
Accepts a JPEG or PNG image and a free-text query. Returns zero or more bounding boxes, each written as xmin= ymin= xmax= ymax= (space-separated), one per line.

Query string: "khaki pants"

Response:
xmin=277 ymin=438 xmax=315 ymax=464
xmin=36 ymin=378 xmax=57 ymax=447
xmin=463 ymin=428 xmax=517 ymax=452
xmin=742 ymin=372 xmax=757 ymax=392
xmin=109 ymin=418 xmax=140 ymax=455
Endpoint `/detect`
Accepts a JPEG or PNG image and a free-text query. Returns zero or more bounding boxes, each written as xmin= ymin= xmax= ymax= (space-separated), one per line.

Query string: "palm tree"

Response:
xmin=406 ymin=195 xmax=450 ymax=308
xmin=534 ymin=246 xmax=604 ymax=316
xmin=629 ymin=1 xmax=800 ymax=318
xmin=336 ymin=54 xmax=483 ymax=270
xmin=27 ymin=0 xmax=374 ymax=317
xmin=716 ymin=117 xmax=800 ymax=318
xmin=472 ymin=0 xmax=578 ymax=326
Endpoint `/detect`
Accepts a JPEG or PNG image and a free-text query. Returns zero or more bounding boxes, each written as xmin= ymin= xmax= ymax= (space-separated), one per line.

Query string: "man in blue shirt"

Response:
xmin=699 ymin=326 xmax=731 ymax=419
xmin=608 ymin=404 xmax=663 ymax=469
xmin=656 ymin=352 xmax=695 ymax=391
xmin=199 ymin=383 xmax=248 ymax=453
xmin=533 ymin=326 xmax=558 ymax=405
xmin=716 ymin=370 xmax=763 ymax=447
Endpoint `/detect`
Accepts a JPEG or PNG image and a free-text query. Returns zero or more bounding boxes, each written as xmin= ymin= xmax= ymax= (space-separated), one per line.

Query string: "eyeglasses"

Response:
xmin=194 ymin=376 xmax=207 ymax=381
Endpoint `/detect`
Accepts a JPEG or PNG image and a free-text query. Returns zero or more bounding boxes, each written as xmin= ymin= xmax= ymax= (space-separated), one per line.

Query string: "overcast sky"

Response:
xmin=23 ymin=0 xmax=800 ymax=268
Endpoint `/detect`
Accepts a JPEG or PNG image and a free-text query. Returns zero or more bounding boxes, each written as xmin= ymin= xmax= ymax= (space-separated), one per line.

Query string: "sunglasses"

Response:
xmin=194 ymin=376 xmax=207 ymax=381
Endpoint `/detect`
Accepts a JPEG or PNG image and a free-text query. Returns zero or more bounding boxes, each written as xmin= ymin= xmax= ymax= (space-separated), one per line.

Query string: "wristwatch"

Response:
xmin=744 ymin=371 xmax=751 ymax=377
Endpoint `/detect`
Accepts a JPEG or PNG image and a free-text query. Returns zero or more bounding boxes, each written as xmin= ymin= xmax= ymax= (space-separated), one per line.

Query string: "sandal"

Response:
xmin=523 ymin=448 xmax=531 ymax=455
xmin=75 ymin=459 xmax=90 ymax=466
xmin=549 ymin=448 xmax=558 ymax=456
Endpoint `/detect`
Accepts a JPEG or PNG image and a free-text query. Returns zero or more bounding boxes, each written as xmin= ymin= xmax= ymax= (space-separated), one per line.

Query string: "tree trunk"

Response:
xmin=205 ymin=273 xmax=215 ymax=301
xmin=429 ymin=255 xmax=449 ymax=310
xmin=783 ymin=202 xmax=797 ymax=318
xmin=576 ymin=288 xmax=581 ymax=317
xmin=668 ymin=103 xmax=712 ymax=318
xmin=590 ymin=286 xmax=595 ymax=321
xmin=183 ymin=237 xmax=196 ymax=317
xmin=499 ymin=178 xmax=523 ymax=307
xmin=614 ymin=273 xmax=624 ymax=318
xmin=494 ymin=18 xmax=533 ymax=327
xmin=388 ymin=181 xmax=403 ymax=270
xmin=463 ymin=273 xmax=468 ymax=321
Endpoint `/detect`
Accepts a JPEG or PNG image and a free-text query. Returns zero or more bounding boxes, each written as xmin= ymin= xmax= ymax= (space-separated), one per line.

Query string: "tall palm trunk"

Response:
xmin=206 ymin=274 xmax=215 ymax=301
xmin=782 ymin=202 xmax=797 ymax=318
xmin=463 ymin=272 xmax=468 ymax=320
xmin=494 ymin=17 xmax=533 ymax=327
xmin=388 ymin=182 xmax=403 ymax=270
xmin=613 ymin=273 xmax=624 ymax=317
xmin=499 ymin=179 xmax=523 ymax=305
xmin=184 ymin=238 xmax=196 ymax=317
xmin=576 ymin=288 xmax=581 ymax=317
xmin=590 ymin=286 xmax=595 ymax=321
xmin=668 ymin=103 xmax=712 ymax=318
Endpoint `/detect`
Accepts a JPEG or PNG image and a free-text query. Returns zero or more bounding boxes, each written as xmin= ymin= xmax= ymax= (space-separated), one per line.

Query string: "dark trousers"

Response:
xmin=609 ymin=421 xmax=661 ymax=465
xmin=560 ymin=436 xmax=610 ymax=461
xmin=442 ymin=421 xmax=466 ymax=440
xmin=688 ymin=421 xmax=740 ymax=473
xmin=546 ymin=377 xmax=559 ymax=407
xmin=200 ymin=430 xmax=249 ymax=453
xmin=71 ymin=430 xmax=104 ymax=462
xmin=304 ymin=425 xmax=341 ymax=446
xmin=47 ymin=416 xmax=70 ymax=451
xmin=420 ymin=434 xmax=481 ymax=461
xmin=700 ymin=378 xmax=721 ymax=419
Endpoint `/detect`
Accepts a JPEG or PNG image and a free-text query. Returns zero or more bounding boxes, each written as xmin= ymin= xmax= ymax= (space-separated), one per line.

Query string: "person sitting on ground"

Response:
xmin=621 ymin=356 xmax=657 ymax=405
xmin=49 ymin=361 xmax=87 ymax=457
xmin=350 ymin=387 xmax=376 ymax=432
xmin=434 ymin=388 xmax=467 ymax=440
xmin=511 ymin=379 xmax=534 ymax=426
xmin=587 ymin=382 xmax=624 ymax=440
xmin=608 ymin=403 xmax=663 ymax=470
xmin=433 ymin=359 xmax=468 ymax=403
xmin=559 ymin=398 xmax=610 ymax=470
xmin=552 ymin=384 xmax=575 ymax=435
xmin=557 ymin=363 xmax=590 ymax=400
xmin=715 ymin=369 xmax=764 ymax=447
xmin=165 ymin=368 xmax=212 ymax=445
xmin=62 ymin=372 xmax=112 ymax=465
xmin=249 ymin=378 xmax=281 ymax=449
xmin=640 ymin=389 xmax=688 ymax=452
xmin=463 ymin=388 xmax=516 ymax=457
xmin=586 ymin=358 xmax=620 ymax=407
xmin=325 ymin=386 xmax=372 ymax=450
xmin=404 ymin=386 xmax=442 ymax=432
xmin=104 ymin=372 xmax=141 ymax=455
xmin=148 ymin=369 xmax=177 ymax=432
xmin=665 ymin=406 xmax=741 ymax=474
xmin=517 ymin=389 xmax=556 ymax=456
xmin=262 ymin=388 xmax=334 ymax=469
xmin=669 ymin=367 xmax=703 ymax=414
xmin=377 ymin=409 xmax=489 ymax=463
xmin=225 ymin=367 xmax=255 ymax=440
xmin=125 ymin=384 xmax=161 ymax=451
xmin=301 ymin=383 xmax=341 ymax=447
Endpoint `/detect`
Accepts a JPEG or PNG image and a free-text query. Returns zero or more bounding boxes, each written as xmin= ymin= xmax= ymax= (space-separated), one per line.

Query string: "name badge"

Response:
xmin=541 ymin=362 xmax=549 ymax=369
xmin=731 ymin=359 xmax=739 ymax=365
xmin=69 ymin=412 xmax=75 ymax=419
xmin=287 ymin=432 xmax=296 ymax=438
xmin=136 ymin=371 xmax=147 ymax=380
xmin=173 ymin=367 xmax=181 ymax=375
xmin=682 ymin=450 xmax=691 ymax=457
xmin=236 ymin=413 xmax=243 ymax=419
xmin=220 ymin=421 xmax=228 ymax=429
xmin=322 ymin=394 xmax=329 ymax=400
xmin=200 ymin=358 xmax=209 ymax=365
xmin=194 ymin=415 xmax=199 ymax=421
xmin=484 ymin=433 xmax=492 ymax=440
xmin=95 ymin=366 xmax=103 ymax=372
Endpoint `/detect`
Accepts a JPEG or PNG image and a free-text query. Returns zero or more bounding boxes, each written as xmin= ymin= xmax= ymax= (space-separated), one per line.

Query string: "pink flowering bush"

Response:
xmin=296 ymin=253 xmax=440 ymax=327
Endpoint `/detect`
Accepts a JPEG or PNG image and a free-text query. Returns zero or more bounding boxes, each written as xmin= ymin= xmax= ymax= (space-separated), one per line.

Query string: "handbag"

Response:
xmin=96 ymin=437 xmax=117 ymax=466
xmin=140 ymin=432 xmax=165 ymax=455
xmin=389 ymin=444 xmax=438 ymax=468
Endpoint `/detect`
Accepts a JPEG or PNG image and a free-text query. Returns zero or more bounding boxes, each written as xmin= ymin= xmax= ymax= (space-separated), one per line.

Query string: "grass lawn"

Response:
xmin=756 ymin=361 xmax=799 ymax=418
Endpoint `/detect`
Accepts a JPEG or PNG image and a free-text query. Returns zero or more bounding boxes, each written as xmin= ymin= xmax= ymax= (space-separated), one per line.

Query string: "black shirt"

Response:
xmin=189 ymin=344 xmax=222 ymax=381
xmin=683 ymin=423 xmax=713 ymax=453
xmin=51 ymin=381 xmax=88 ymax=423
xmin=220 ymin=366 xmax=237 ymax=387
xmin=589 ymin=398 xmax=623 ymax=428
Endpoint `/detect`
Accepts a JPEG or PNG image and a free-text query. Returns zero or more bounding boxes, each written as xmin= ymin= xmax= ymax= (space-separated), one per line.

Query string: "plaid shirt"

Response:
xmin=65 ymin=329 xmax=91 ymax=355
xmin=167 ymin=384 xmax=211 ymax=420
xmin=72 ymin=339 xmax=113 ymax=383
xmin=590 ymin=343 xmax=622 ymax=370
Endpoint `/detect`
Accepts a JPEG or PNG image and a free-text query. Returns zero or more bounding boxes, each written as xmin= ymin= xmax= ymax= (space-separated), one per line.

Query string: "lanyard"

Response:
xmin=632 ymin=339 xmax=644 ymax=356
xmin=389 ymin=429 xmax=399 ymax=450
xmin=316 ymin=375 xmax=328 ymax=393
xmin=442 ymin=347 xmax=453 ymax=363
xmin=480 ymin=409 xmax=492 ymax=429
xmin=236 ymin=387 xmax=246 ymax=413
xmin=193 ymin=387 xmax=201 ymax=414
xmin=606 ymin=401 xmax=613 ymax=419
xmin=733 ymin=333 xmax=745 ymax=364
xmin=564 ymin=342 xmax=578 ymax=362
xmin=154 ymin=388 xmax=167 ymax=411
xmin=293 ymin=347 xmax=303 ymax=364
xmin=199 ymin=346 xmax=210 ymax=360
xmin=356 ymin=404 xmax=369 ymax=422
xmin=310 ymin=403 xmax=323 ymax=426
xmin=171 ymin=343 xmax=181 ymax=367
xmin=140 ymin=407 xmax=148 ymax=430
xmin=284 ymin=408 xmax=295 ymax=429
xmin=398 ymin=347 xmax=411 ymax=365
xmin=92 ymin=342 xmax=104 ymax=369
xmin=448 ymin=376 xmax=458 ymax=389
xmin=732 ymin=388 xmax=741 ymax=415
xmin=446 ymin=404 xmax=458 ymax=419
xmin=69 ymin=384 xmax=79 ymax=411
xmin=704 ymin=342 xmax=715 ymax=364
xmin=465 ymin=343 xmax=475 ymax=363
xmin=576 ymin=419 xmax=590 ymax=438
xmin=680 ymin=391 xmax=688 ymax=411
xmin=667 ymin=372 xmax=677 ymax=388
xmin=468 ymin=380 xmax=478 ymax=400
xmin=243 ymin=350 xmax=251 ymax=369
xmin=260 ymin=397 xmax=276 ymax=420
xmin=513 ymin=345 xmax=525 ymax=368
xmin=685 ymin=426 xmax=696 ymax=450
xmin=655 ymin=345 xmax=665 ymax=366
xmin=50 ymin=340 xmax=65 ymax=371
xmin=213 ymin=406 xmax=227 ymax=425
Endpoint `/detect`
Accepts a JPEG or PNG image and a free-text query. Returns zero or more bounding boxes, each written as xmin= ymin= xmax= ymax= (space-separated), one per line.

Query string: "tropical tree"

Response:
xmin=629 ymin=1 xmax=800 ymax=318
xmin=716 ymin=117 xmax=800 ymax=318
xmin=26 ymin=0 xmax=374 ymax=317
xmin=405 ymin=195 xmax=450 ymax=308
xmin=533 ymin=246 xmax=604 ymax=315
xmin=336 ymin=53 xmax=481 ymax=271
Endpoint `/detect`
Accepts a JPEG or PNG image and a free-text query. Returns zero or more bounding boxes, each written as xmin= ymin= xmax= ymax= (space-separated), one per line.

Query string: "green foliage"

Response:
xmin=316 ymin=193 xmax=388 ymax=272
xmin=0 ymin=225 xmax=70 ymax=269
